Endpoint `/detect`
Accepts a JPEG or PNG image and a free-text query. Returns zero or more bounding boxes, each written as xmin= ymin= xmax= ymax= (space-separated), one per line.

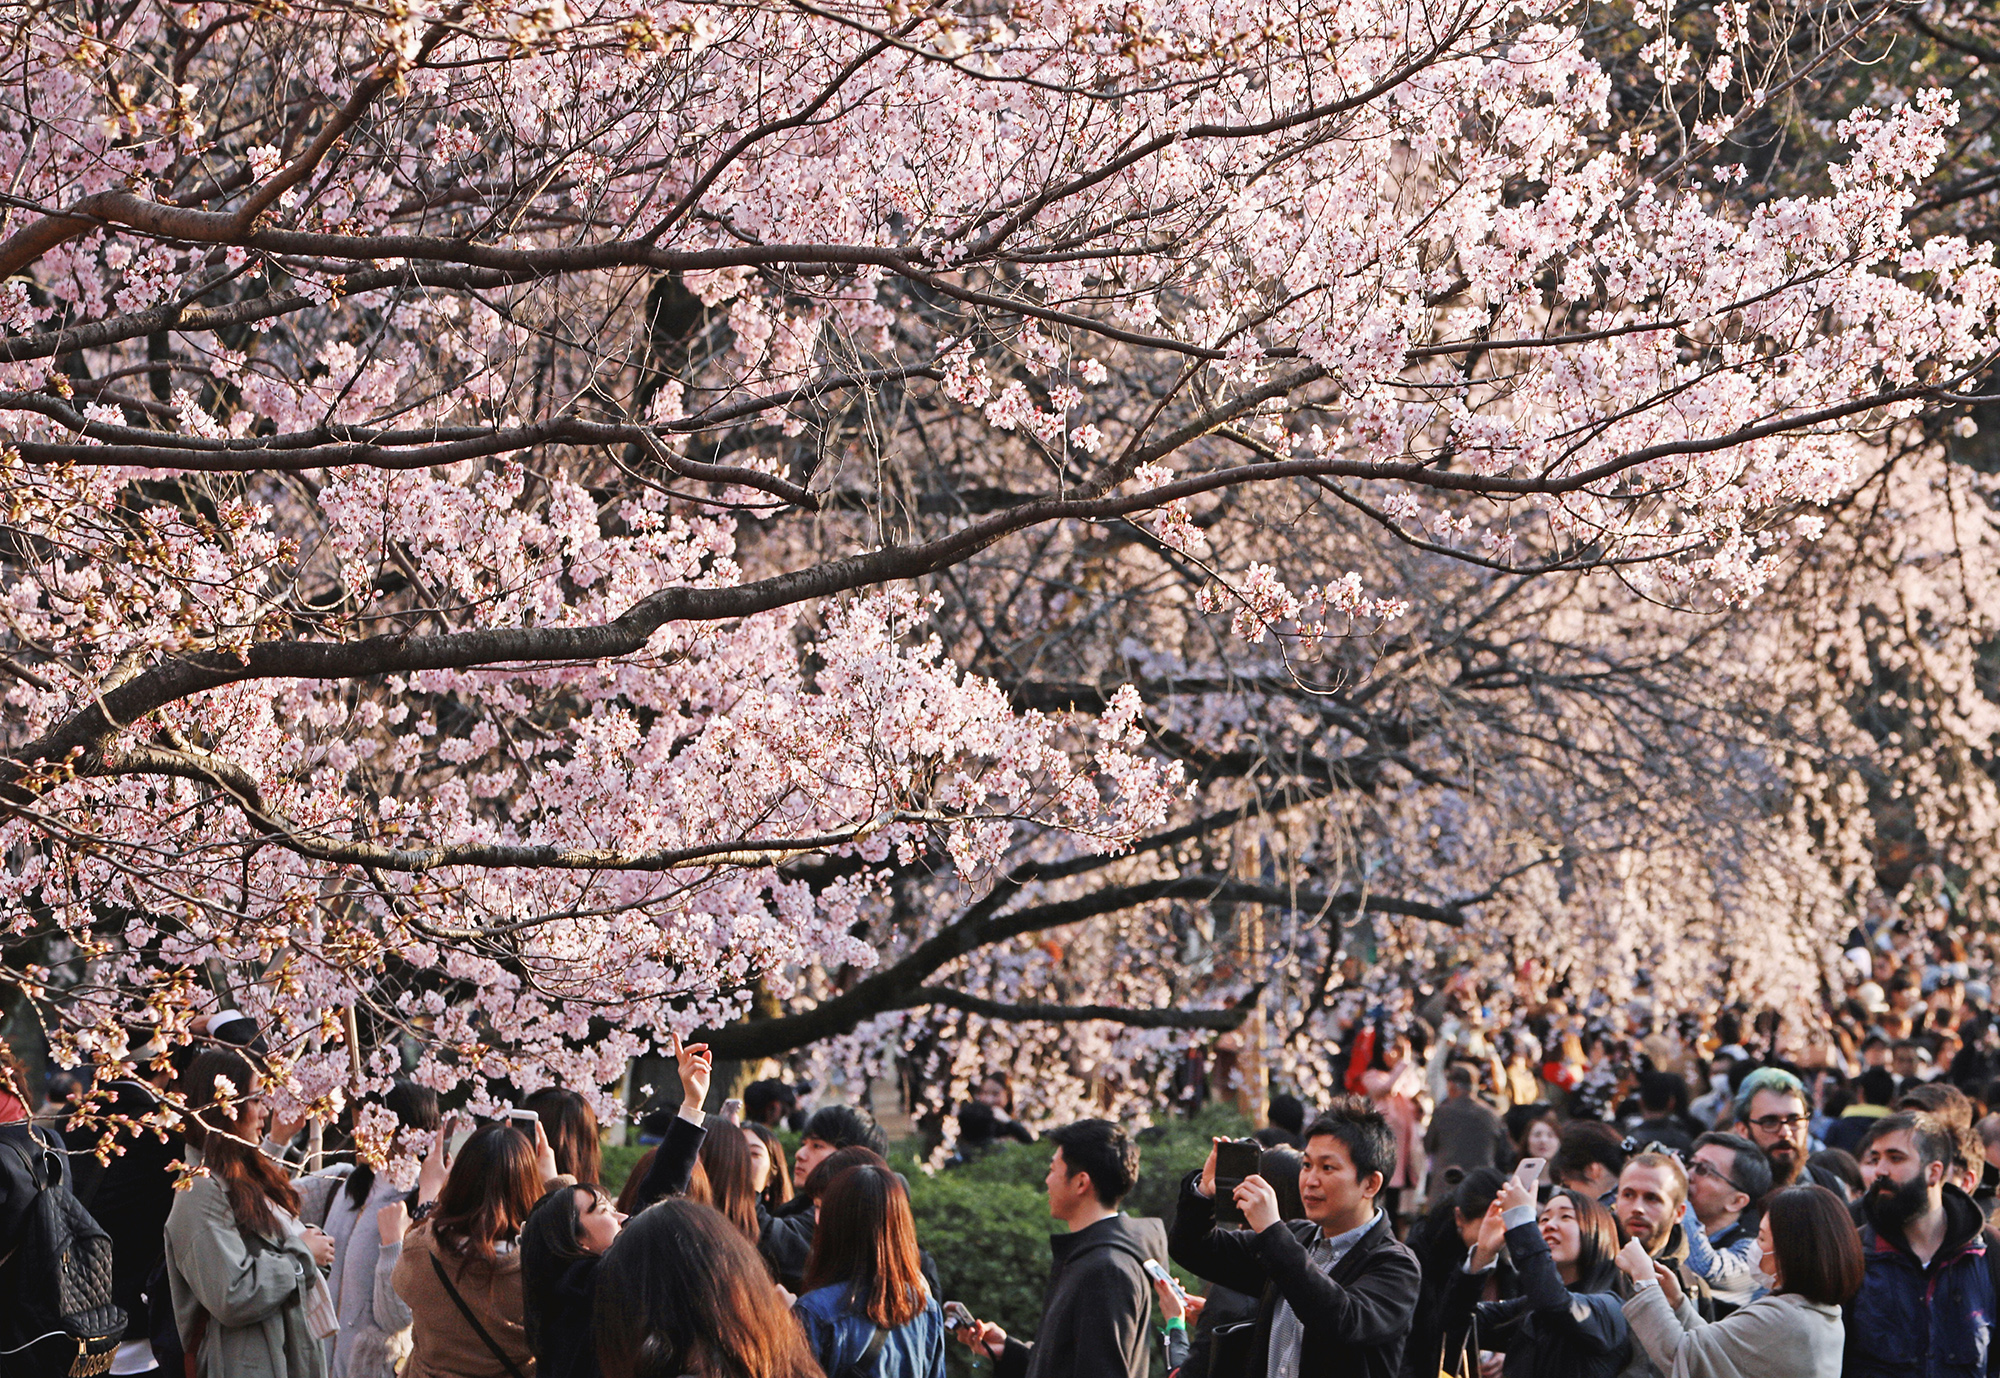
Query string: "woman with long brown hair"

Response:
xmin=1619 ymin=1183 xmax=1860 ymax=1378
xmin=392 ymin=1123 xmax=550 ymax=1377
xmin=694 ymin=1113 xmax=761 ymax=1242
xmin=594 ymin=1198 xmax=820 ymax=1378
xmin=794 ymin=1164 xmax=945 ymax=1378
xmin=163 ymin=1049 xmax=338 ymax=1378
xmin=525 ymin=1089 xmax=601 ymax=1188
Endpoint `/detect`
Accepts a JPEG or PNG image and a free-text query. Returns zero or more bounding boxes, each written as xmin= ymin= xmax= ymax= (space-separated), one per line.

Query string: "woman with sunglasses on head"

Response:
xmin=163 ymin=1049 xmax=338 ymax=1378
xmin=1618 ymin=1183 xmax=1859 ymax=1378
xmin=1443 ymin=1174 xmax=1632 ymax=1378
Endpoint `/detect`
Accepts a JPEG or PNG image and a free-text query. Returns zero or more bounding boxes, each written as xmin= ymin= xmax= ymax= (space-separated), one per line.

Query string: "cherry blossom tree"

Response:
xmin=2 ymin=0 xmax=1998 ymax=1149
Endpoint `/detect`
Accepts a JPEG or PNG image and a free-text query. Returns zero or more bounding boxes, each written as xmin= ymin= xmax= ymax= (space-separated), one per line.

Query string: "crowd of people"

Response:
xmin=5 ymin=936 xmax=2000 ymax=1378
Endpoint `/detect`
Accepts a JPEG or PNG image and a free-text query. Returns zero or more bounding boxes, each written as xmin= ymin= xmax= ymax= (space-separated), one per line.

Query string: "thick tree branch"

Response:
xmin=696 ymin=876 xmax=1468 ymax=1058
xmin=912 ymin=982 xmax=1267 ymax=1030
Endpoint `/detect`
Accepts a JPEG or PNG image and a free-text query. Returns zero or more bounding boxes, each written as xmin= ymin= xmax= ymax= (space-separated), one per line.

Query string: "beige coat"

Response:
xmin=163 ymin=1172 xmax=329 ymax=1378
xmin=392 ymin=1220 xmax=533 ymax=1378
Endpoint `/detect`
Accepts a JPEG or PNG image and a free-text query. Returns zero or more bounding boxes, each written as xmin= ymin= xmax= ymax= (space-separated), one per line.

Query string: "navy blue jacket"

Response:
xmin=794 ymin=1285 xmax=946 ymax=1378
xmin=1844 ymin=1186 xmax=2000 ymax=1378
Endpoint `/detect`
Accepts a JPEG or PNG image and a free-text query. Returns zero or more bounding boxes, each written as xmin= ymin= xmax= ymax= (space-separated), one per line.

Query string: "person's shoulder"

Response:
xmin=792 ymin=1283 xmax=850 ymax=1318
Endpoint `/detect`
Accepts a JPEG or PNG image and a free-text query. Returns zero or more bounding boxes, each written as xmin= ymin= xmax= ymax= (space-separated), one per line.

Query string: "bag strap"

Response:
xmin=838 ymin=1324 xmax=890 ymax=1378
xmin=430 ymin=1253 xmax=529 ymax=1378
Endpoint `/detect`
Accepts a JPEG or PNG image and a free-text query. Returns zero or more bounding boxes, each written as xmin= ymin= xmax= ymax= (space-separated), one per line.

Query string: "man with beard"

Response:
xmin=1610 ymin=1152 xmax=1711 ymax=1378
xmin=1845 ymin=1111 xmax=2000 ymax=1378
xmin=1732 ymin=1067 xmax=1814 ymax=1189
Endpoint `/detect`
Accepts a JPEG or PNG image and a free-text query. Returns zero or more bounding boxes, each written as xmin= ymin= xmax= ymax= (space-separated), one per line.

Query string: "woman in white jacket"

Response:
xmin=1617 ymin=1183 xmax=1863 ymax=1378
xmin=296 ymin=1084 xmax=443 ymax=1378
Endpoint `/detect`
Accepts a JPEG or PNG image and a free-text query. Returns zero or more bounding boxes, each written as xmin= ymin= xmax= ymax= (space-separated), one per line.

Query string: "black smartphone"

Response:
xmin=1214 ymin=1139 xmax=1260 ymax=1227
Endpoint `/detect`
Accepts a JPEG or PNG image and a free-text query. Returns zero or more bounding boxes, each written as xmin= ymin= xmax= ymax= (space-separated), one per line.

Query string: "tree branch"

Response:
xmin=696 ymin=877 xmax=1468 ymax=1058
xmin=913 ymin=982 xmax=1267 ymax=1030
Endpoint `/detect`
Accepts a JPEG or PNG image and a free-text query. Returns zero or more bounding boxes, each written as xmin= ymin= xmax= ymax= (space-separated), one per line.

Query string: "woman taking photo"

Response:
xmin=1445 ymin=1176 xmax=1631 ymax=1378
xmin=297 ymin=1082 xmax=441 ymax=1378
xmin=526 ymin=1089 xmax=601 ymax=1188
xmin=392 ymin=1123 xmax=547 ymax=1378
xmin=164 ymin=1049 xmax=337 ymax=1378
xmin=521 ymin=1044 xmax=714 ymax=1378
xmin=520 ymin=1184 xmax=627 ymax=1378
xmin=1619 ymin=1183 xmax=1860 ymax=1378
xmin=794 ymin=1163 xmax=945 ymax=1378
xmin=595 ymin=1199 xmax=820 ymax=1378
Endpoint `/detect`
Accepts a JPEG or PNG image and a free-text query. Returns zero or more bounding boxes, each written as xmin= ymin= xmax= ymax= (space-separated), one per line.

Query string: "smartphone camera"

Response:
xmin=1213 ymin=1139 xmax=1261 ymax=1228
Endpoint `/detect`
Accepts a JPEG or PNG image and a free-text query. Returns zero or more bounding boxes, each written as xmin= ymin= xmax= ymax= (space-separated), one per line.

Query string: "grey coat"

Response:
xmin=298 ymin=1169 xmax=414 ymax=1378
xmin=1623 ymin=1286 xmax=1843 ymax=1378
xmin=164 ymin=1169 xmax=329 ymax=1378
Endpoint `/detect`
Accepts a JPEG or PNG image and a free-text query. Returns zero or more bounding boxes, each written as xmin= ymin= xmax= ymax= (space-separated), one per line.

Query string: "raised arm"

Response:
xmin=1166 ymin=1158 xmax=1273 ymax=1298
xmin=632 ymin=1039 xmax=713 ymax=1205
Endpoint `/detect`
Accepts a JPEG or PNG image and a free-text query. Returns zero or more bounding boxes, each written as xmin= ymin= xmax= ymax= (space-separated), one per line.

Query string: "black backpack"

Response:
xmin=0 ymin=1130 xmax=125 ymax=1378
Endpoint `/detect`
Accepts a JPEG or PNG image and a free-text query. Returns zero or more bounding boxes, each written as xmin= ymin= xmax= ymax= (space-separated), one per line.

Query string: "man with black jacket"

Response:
xmin=1170 ymin=1095 xmax=1421 ymax=1378
xmin=958 ymin=1119 xmax=1166 ymax=1378
xmin=759 ymin=1103 xmax=890 ymax=1290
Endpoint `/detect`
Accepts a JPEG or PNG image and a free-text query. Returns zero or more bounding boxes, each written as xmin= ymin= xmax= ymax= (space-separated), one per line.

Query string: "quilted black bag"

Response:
xmin=0 ymin=1130 xmax=124 ymax=1378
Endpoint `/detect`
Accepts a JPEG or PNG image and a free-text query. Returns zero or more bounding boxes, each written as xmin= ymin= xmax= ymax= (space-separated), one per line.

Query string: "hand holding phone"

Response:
xmin=942 ymin=1300 xmax=976 ymax=1333
xmin=1213 ymin=1139 xmax=1260 ymax=1227
xmin=1511 ymin=1156 xmax=1544 ymax=1195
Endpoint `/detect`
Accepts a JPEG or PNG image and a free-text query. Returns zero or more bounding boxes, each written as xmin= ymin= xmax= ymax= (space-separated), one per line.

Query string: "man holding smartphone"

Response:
xmin=954 ymin=1119 xmax=1164 ymax=1378
xmin=1169 ymin=1095 xmax=1420 ymax=1378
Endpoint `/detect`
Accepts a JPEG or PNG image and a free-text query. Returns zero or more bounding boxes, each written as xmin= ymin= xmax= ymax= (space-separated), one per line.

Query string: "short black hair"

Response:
xmin=1856 ymin=1067 xmax=1896 ymax=1106
xmin=1445 ymin=1064 xmax=1477 ymax=1092
xmin=801 ymin=1105 xmax=889 ymax=1159
xmin=744 ymin=1079 xmax=796 ymax=1121
xmin=1693 ymin=1131 xmax=1771 ymax=1202
xmin=1638 ymin=1070 xmax=1686 ymax=1115
xmin=1046 ymin=1119 xmax=1139 ymax=1206
xmin=1808 ymin=1148 xmax=1864 ymax=1198
xmin=1303 ymin=1095 xmax=1397 ymax=1186
xmin=1552 ymin=1120 xmax=1627 ymax=1184
xmin=1268 ymin=1093 xmax=1306 ymax=1135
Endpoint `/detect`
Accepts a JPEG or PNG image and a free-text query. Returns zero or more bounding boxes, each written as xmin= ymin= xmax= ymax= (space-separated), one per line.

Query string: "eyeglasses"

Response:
xmin=1688 ymin=1158 xmax=1748 ymax=1195
xmin=1746 ymin=1114 xmax=1810 ymax=1133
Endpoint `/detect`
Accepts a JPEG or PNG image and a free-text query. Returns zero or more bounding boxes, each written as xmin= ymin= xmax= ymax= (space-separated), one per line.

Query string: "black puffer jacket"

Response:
xmin=526 ymin=1113 xmax=706 ymax=1378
